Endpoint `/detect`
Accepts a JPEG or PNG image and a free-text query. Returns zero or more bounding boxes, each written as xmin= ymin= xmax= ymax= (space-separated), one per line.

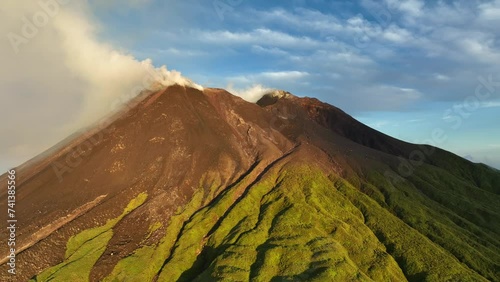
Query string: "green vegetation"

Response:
xmin=31 ymin=160 xmax=499 ymax=281
xmin=156 ymin=164 xmax=406 ymax=281
xmin=145 ymin=221 xmax=163 ymax=240
xmin=102 ymin=189 xmax=206 ymax=282
xmin=102 ymin=171 xmax=226 ymax=282
xmin=360 ymin=165 xmax=499 ymax=281
xmin=31 ymin=192 xmax=148 ymax=282
xmin=336 ymin=174 xmax=490 ymax=281
xmin=150 ymin=162 xmax=497 ymax=281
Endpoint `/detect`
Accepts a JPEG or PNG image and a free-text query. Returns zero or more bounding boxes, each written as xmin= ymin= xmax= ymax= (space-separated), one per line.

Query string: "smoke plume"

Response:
xmin=0 ymin=0 xmax=202 ymax=171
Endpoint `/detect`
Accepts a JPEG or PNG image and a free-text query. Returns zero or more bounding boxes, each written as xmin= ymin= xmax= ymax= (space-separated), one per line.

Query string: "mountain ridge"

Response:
xmin=1 ymin=85 xmax=498 ymax=281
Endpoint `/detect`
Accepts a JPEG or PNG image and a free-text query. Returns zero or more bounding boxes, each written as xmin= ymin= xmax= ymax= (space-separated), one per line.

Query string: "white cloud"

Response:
xmin=479 ymin=0 xmax=500 ymax=21
xmin=250 ymin=8 xmax=344 ymax=34
xmin=385 ymin=0 xmax=424 ymax=17
xmin=197 ymin=1 xmax=499 ymax=113
xmin=228 ymin=71 xmax=310 ymax=84
xmin=480 ymin=101 xmax=500 ymax=108
xmin=260 ymin=71 xmax=310 ymax=80
xmin=248 ymin=7 xmax=418 ymax=50
xmin=459 ymin=37 xmax=500 ymax=63
xmin=382 ymin=25 xmax=413 ymax=43
xmin=434 ymin=74 xmax=450 ymax=81
xmin=196 ymin=28 xmax=322 ymax=49
xmin=251 ymin=45 xmax=289 ymax=56
xmin=149 ymin=47 xmax=207 ymax=57
xmin=399 ymin=0 xmax=424 ymax=17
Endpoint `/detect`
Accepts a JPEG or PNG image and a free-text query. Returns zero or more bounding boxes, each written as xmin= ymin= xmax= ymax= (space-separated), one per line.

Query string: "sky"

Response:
xmin=1 ymin=0 xmax=499 ymax=171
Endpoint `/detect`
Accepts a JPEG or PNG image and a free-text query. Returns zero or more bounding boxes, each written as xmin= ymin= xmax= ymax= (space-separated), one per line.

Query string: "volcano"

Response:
xmin=1 ymin=85 xmax=499 ymax=281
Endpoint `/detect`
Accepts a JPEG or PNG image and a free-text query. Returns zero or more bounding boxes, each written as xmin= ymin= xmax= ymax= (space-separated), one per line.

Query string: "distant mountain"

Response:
xmin=1 ymin=85 xmax=498 ymax=281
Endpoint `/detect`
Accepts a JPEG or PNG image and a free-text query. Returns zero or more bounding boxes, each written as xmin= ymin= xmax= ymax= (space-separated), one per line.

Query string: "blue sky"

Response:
xmin=88 ymin=0 xmax=500 ymax=168
xmin=1 ymin=0 xmax=499 ymax=171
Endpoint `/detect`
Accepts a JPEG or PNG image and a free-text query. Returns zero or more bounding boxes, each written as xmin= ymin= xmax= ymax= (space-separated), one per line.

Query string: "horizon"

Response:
xmin=1 ymin=0 xmax=500 ymax=171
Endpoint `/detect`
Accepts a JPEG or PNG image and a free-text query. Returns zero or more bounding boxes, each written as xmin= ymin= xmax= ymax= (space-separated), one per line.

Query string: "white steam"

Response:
xmin=0 ymin=0 xmax=202 ymax=171
xmin=52 ymin=5 xmax=203 ymax=126
xmin=227 ymin=84 xmax=275 ymax=103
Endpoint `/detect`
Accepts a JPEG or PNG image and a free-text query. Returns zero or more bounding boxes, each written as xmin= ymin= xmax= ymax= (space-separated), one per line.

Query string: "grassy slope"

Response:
xmin=153 ymin=162 xmax=495 ymax=281
xmin=364 ymin=164 xmax=499 ymax=280
xmin=31 ymin=161 xmax=498 ymax=281
xmin=186 ymin=164 xmax=406 ymax=282
xmin=31 ymin=192 xmax=148 ymax=282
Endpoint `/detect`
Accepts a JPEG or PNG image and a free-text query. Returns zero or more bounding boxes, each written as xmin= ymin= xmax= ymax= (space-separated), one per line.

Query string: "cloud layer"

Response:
xmin=136 ymin=0 xmax=500 ymax=168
